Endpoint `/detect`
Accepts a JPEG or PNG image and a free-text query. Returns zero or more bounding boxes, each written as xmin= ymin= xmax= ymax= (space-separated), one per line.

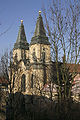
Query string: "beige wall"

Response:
xmin=12 ymin=43 xmax=51 ymax=96
xmin=11 ymin=60 xmax=51 ymax=95
xmin=29 ymin=44 xmax=51 ymax=63
xmin=13 ymin=49 xmax=29 ymax=62
xmin=13 ymin=49 xmax=21 ymax=61
xmin=12 ymin=70 xmax=30 ymax=94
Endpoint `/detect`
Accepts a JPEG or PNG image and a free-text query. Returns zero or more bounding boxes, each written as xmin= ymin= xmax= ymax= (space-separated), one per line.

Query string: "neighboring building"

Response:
xmin=67 ymin=64 xmax=80 ymax=102
xmin=72 ymin=73 xmax=80 ymax=102
xmin=11 ymin=11 xmax=51 ymax=95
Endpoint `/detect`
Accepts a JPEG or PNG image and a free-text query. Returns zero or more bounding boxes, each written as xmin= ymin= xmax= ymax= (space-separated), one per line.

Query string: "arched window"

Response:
xmin=14 ymin=53 xmax=18 ymax=63
xmin=21 ymin=74 xmax=26 ymax=92
xmin=42 ymin=48 xmax=45 ymax=62
xmin=40 ymin=48 xmax=45 ymax=63
xmin=32 ymin=48 xmax=37 ymax=62
xmin=13 ymin=74 xmax=15 ymax=88
xmin=31 ymin=74 xmax=33 ymax=88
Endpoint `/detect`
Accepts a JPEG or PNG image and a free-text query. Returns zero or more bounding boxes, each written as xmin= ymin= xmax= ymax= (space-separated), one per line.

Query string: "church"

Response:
xmin=10 ymin=11 xmax=80 ymax=102
xmin=11 ymin=11 xmax=52 ymax=95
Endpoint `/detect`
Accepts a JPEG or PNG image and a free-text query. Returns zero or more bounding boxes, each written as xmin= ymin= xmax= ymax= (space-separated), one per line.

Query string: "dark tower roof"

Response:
xmin=14 ymin=20 xmax=29 ymax=50
xmin=30 ymin=11 xmax=50 ymax=45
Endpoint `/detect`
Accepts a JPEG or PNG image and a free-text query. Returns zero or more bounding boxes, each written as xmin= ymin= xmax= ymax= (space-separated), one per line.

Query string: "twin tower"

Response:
xmin=12 ymin=12 xmax=51 ymax=95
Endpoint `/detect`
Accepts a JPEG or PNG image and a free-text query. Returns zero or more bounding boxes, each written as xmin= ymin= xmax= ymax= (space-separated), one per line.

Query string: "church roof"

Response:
xmin=30 ymin=11 xmax=50 ymax=45
xmin=14 ymin=20 xmax=29 ymax=50
xmin=0 ymin=76 xmax=9 ymax=86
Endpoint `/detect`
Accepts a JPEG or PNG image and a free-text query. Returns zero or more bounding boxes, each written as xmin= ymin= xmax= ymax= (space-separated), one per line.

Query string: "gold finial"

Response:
xmin=39 ymin=11 xmax=41 ymax=15
xmin=21 ymin=20 xmax=23 ymax=23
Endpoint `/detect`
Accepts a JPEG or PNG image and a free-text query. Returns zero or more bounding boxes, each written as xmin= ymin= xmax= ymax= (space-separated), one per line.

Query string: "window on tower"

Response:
xmin=32 ymin=48 xmax=37 ymax=62
xmin=14 ymin=53 xmax=18 ymax=63
xmin=21 ymin=74 xmax=26 ymax=92
xmin=31 ymin=74 xmax=33 ymax=88
xmin=40 ymin=48 xmax=45 ymax=62
xmin=13 ymin=74 xmax=15 ymax=88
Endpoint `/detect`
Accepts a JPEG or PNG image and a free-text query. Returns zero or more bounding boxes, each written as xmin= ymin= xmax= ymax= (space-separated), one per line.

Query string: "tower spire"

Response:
xmin=30 ymin=11 xmax=50 ymax=45
xmin=14 ymin=20 xmax=29 ymax=50
xmin=34 ymin=11 xmax=46 ymax=37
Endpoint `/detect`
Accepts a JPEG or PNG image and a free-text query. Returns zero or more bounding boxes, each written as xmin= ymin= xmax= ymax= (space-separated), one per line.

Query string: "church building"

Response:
xmin=12 ymin=11 xmax=52 ymax=95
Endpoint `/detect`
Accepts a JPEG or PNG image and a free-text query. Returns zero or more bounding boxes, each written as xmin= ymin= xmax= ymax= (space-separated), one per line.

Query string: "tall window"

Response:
xmin=31 ymin=74 xmax=33 ymax=88
xmin=14 ymin=53 xmax=18 ymax=63
xmin=21 ymin=74 xmax=26 ymax=92
xmin=13 ymin=74 xmax=15 ymax=88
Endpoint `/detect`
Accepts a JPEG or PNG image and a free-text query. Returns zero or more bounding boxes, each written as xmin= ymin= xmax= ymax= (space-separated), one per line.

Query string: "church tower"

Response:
xmin=12 ymin=20 xmax=30 ymax=94
xmin=30 ymin=11 xmax=50 ymax=63
xmin=29 ymin=11 xmax=51 ymax=91
xmin=13 ymin=20 xmax=29 ymax=62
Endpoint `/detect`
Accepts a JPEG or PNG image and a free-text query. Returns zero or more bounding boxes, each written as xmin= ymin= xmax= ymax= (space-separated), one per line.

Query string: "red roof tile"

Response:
xmin=67 ymin=64 xmax=80 ymax=73
xmin=0 ymin=77 xmax=9 ymax=85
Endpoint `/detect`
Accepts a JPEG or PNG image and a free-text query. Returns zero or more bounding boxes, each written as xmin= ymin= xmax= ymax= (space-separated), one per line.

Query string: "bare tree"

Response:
xmin=0 ymin=49 xmax=22 ymax=120
xmin=42 ymin=0 xmax=80 ymax=119
xmin=43 ymin=0 xmax=80 ymax=100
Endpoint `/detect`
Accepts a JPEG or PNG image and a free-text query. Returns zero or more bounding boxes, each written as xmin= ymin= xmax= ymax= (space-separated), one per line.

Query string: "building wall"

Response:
xmin=12 ymin=43 xmax=51 ymax=95
xmin=29 ymin=44 xmax=51 ymax=63
xmin=13 ymin=49 xmax=29 ymax=62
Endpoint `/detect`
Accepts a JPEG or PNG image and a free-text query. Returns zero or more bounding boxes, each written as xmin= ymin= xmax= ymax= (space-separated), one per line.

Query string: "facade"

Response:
xmin=12 ymin=12 xmax=51 ymax=95
xmin=11 ymin=11 xmax=80 ymax=101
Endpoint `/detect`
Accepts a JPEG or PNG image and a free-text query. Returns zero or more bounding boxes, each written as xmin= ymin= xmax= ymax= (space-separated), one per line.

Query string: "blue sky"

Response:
xmin=0 ymin=0 xmax=49 ymax=55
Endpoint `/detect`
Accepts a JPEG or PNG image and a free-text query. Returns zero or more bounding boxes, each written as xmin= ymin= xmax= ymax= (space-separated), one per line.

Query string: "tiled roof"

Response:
xmin=67 ymin=64 xmax=80 ymax=73
xmin=0 ymin=77 xmax=9 ymax=85
xmin=51 ymin=61 xmax=80 ymax=73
